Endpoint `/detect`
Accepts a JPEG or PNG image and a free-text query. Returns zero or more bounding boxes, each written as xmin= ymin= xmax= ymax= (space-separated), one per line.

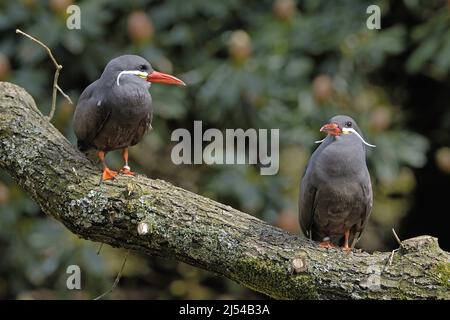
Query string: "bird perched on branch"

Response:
xmin=298 ymin=115 xmax=375 ymax=251
xmin=73 ymin=55 xmax=185 ymax=180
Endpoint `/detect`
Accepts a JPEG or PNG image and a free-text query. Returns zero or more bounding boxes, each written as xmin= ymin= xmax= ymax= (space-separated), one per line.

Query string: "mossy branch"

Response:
xmin=0 ymin=82 xmax=449 ymax=300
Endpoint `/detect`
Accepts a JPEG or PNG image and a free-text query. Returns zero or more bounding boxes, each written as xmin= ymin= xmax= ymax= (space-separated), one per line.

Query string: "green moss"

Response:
xmin=431 ymin=262 xmax=450 ymax=288
xmin=233 ymin=258 xmax=318 ymax=299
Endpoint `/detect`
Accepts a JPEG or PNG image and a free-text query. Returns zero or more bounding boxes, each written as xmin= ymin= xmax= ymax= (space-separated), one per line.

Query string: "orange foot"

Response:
xmin=120 ymin=166 xmax=135 ymax=175
xmin=341 ymin=229 xmax=352 ymax=252
xmin=319 ymin=240 xmax=336 ymax=249
xmin=341 ymin=245 xmax=352 ymax=252
xmin=102 ymin=167 xmax=118 ymax=181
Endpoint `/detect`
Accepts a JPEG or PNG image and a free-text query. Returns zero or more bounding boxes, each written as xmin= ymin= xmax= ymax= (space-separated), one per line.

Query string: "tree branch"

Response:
xmin=0 ymin=82 xmax=449 ymax=299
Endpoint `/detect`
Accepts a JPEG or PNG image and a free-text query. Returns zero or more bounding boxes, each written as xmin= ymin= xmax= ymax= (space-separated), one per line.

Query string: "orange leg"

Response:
xmin=319 ymin=238 xmax=336 ymax=249
xmin=120 ymin=148 xmax=135 ymax=175
xmin=342 ymin=230 xmax=351 ymax=252
xmin=98 ymin=151 xmax=118 ymax=181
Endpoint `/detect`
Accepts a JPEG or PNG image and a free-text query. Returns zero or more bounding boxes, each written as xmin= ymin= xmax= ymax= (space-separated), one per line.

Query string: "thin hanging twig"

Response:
xmin=15 ymin=29 xmax=73 ymax=120
xmin=388 ymin=248 xmax=399 ymax=266
xmin=56 ymin=84 xmax=73 ymax=104
xmin=97 ymin=243 xmax=104 ymax=255
xmin=392 ymin=228 xmax=403 ymax=247
xmin=388 ymin=228 xmax=404 ymax=266
xmin=94 ymin=250 xmax=130 ymax=300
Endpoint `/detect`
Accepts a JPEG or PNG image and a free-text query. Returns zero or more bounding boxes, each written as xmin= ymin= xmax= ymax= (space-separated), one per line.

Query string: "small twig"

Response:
xmin=15 ymin=29 xmax=59 ymax=67
xmin=97 ymin=243 xmax=104 ymax=255
xmin=94 ymin=250 xmax=130 ymax=300
xmin=387 ymin=228 xmax=404 ymax=266
xmin=392 ymin=228 xmax=403 ymax=247
xmin=15 ymin=29 xmax=72 ymax=120
xmin=56 ymin=84 xmax=73 ymax=104
xmin=388 ymin=248 xmax=399 ymax=266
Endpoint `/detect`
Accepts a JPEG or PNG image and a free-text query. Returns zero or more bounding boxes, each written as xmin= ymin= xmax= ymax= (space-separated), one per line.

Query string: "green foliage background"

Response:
xmin=0 ymin=0 xmax=449 ymax=299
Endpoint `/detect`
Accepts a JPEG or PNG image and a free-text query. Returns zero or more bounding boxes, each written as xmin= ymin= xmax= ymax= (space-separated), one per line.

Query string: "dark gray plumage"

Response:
xmin=298 ymin=115 xmax=373 ymax=250
xmin=74 ymin=55 xmax=153 ymax=153
xmin=73 ymin=54 xmax=185 ymax=180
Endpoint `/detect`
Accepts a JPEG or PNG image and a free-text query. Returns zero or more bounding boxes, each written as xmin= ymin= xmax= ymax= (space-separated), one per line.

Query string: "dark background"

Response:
xmin=0 ymin=0 xmax=449 ymax=299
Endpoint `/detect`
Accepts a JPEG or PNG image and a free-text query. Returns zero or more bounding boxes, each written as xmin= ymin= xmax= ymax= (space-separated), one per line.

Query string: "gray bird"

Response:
xmin=298 ymin=115 xmax=374 ymax=251
xmin=73 ymin=55 xmax=185 ymax=180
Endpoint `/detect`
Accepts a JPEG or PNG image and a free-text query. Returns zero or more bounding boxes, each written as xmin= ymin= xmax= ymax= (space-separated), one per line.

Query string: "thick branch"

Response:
xmin=0 ymin=82 xmax=449 ymax=299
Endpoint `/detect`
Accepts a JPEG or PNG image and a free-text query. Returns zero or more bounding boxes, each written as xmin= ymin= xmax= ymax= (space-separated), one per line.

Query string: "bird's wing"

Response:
xmin=351 ymin=177 xmax=373 ymax=247
xmin=73 ymin=80 xmax=111 ymax=151
xmin=298 ymin=165 xmax=318 ymax=239
xmin=130 ymin=112 xmax=153 ymax=146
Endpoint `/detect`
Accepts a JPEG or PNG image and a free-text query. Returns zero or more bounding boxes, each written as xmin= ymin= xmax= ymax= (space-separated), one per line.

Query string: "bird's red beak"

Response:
xmin=146 ymin=71 xmax=186 ymax=86
xmin=320 ymin=122 xmax=342 ymax=136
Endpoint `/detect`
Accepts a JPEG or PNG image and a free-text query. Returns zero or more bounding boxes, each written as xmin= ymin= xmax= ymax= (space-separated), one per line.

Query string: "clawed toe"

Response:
xmin=319 ymin=240 xmax=336 ymax=249
xmin=102 ymin=168 xmax=118 ymax=181
xmin=120 ymin=166 xmax=135 ymax=175
xmin=341 ymin=245 xmax=352 ymax=252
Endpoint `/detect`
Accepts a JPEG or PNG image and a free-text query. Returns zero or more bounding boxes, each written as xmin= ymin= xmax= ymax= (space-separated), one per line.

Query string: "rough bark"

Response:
xmin=0 ymin=82 xmax=449 ymax=299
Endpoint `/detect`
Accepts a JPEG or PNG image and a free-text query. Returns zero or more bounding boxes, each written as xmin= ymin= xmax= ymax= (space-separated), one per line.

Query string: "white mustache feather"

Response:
xmin=342 ymin=127 xmax=376 ymax=147
xmin=116 ymin=70 xmax=148 ymax=86
xmin=315 ymin=138 xmax=326 ymax=144
xmin=314 ymin=128 xmax=376 ymax=147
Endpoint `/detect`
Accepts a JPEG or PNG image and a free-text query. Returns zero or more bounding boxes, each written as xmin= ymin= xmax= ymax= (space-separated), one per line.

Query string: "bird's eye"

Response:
xmin=345 ymin=121 xmax=352 ymax=127
xmin=139 ymin=65 xmax=147 ymax=71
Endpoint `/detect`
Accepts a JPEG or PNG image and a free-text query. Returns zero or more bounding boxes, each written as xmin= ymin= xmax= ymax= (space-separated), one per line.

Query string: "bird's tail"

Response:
xmin=84 ymin=149 xmax=101 ymax=164
xmin=77 ymin=140 xmax=100 ymax=164
xmin=77 ymin=139 xmax=91 ymax=152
